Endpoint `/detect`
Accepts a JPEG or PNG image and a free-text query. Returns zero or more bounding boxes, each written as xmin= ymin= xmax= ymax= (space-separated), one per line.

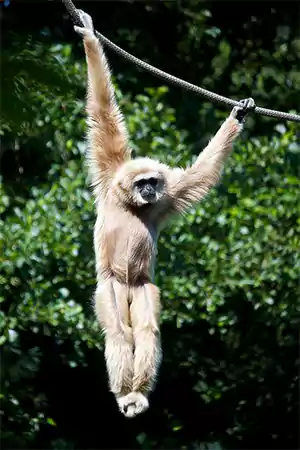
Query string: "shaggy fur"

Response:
xmin=74 ymin=9 xmax=252 ymax=418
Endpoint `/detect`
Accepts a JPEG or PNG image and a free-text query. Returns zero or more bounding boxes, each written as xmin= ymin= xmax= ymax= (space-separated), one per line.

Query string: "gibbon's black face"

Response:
xmin=132 ymin=172 xmax=165 ymax=206
xmin=135 ymin=177 xmax=158 ymax=202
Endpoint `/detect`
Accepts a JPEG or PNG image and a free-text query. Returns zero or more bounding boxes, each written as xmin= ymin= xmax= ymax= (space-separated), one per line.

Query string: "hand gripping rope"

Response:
xmin=62 ymin=0 xmax=300 ymax=123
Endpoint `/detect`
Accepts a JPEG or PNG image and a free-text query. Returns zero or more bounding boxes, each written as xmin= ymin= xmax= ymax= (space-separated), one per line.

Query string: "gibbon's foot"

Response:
xmin=117 ymin=391 xmax=149 ymax=418
xmin=231 ymin=97 xmax=256 ymax=123
xmin=74 ymin=9 xmax=95 ymax=40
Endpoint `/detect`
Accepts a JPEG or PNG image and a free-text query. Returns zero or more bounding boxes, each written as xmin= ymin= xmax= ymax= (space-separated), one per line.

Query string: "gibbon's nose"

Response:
xmin=143 ymin=184 xmax=155 ymax=195
xmin=142 ymin=185 xmax=155 ymax=199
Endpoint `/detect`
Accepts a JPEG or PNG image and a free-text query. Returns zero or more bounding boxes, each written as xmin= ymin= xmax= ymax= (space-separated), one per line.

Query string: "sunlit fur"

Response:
xmin=112 ymin=158 xmax=169 ymax=207
xmin=74 ymin=10 xmax=245 ymax=419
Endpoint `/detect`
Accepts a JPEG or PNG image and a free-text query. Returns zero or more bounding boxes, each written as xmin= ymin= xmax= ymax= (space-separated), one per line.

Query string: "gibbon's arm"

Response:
xmin=74 ymin=10 xmax=131 ymax=195
xmin=167 ymin=100 xmax=254 ymax=214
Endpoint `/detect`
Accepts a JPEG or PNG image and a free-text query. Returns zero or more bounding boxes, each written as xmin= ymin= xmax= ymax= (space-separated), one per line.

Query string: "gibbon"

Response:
xmin=74 ymin=9 xmax=254 ymax=418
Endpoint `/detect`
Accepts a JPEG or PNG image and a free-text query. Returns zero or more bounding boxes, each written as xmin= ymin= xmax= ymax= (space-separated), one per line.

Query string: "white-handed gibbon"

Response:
xmin=74 ymin=10 xmax=254 ymax=418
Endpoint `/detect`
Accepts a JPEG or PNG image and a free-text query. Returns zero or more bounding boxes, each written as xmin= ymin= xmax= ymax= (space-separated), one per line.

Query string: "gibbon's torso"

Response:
xmin=94 ymin=199 xmax=158 ymax=286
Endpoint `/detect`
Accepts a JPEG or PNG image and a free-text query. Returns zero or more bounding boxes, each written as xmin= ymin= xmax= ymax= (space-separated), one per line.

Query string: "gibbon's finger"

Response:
xmin=232 ymin=98 xmax=255 ymax=123
xmin=74 ymin=25 xmax=84 ymax=36
xmin=240 ymin=97 xmax=255 ymax=111
xmin=74 ymin=26 xmax=94 ymax=40
xmin=245 ymin=98 xmax=256 ymax=110
xmin=77 ymin=9 xmax=94 ymax=31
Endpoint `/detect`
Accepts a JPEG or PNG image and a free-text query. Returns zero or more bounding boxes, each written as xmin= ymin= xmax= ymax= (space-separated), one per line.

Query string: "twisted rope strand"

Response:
xmin=62 ymin=0 xmax=300 ymax=123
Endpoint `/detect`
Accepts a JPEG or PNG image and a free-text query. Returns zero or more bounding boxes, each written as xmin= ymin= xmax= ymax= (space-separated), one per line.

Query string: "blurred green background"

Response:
xmin=1 ymin=1 xmax=299 ymax=449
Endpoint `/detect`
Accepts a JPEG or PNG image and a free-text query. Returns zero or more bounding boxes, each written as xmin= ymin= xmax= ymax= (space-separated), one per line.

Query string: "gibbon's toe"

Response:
xmin=118 ymin=392 xmax=149 ymax=418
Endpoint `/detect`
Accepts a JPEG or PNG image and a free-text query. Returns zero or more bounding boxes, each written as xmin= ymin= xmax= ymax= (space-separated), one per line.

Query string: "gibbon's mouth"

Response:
xmin=139 ymin=185 xmax=157 ymax=202
xmin=141 ymin=192 xmax=156 ymax=203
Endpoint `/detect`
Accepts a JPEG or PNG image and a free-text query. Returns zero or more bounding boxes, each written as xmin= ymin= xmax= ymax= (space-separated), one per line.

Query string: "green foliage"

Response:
xmin=1 ymin=6 xmax=300 ymax=449
xmin=1 ymin=36 xmax=82 ymax=134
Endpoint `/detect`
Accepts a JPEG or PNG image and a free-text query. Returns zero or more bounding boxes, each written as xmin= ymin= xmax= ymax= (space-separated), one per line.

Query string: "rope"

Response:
xmin=62 ymin=0 xmax=300 ymax=123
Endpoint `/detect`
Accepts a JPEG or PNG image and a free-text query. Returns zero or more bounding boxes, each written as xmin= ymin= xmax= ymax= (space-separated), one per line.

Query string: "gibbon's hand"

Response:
xmin=231 ymin=98 xmax=255 ymax=123
xmin=74 ymin=9 xmax=95 ymax=40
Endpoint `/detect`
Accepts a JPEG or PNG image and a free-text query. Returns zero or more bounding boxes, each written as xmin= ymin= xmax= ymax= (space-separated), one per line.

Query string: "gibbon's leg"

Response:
xmin=74 ymin=10 xmax=130 ymax=191
xmin=120 ymin=283 xmax=162 ymax=418
xmin=94 ymin=278 xmax=134 ymax=411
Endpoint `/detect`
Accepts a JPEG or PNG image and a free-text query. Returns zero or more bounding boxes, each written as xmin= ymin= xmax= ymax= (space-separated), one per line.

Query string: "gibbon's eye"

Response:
xmin=148 ymin=177 xmax=158 ymax=187
xmin=135 ymin=177 xmax=158 ymax=189
xmin=135 ymin=179 xmax=147 ymax=188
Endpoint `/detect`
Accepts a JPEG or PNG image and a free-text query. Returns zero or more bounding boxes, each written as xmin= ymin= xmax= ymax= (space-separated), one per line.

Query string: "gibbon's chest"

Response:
xmin=95 ymin=203 xmax=158 ymax=281
xmin=104 ymin=210 xmax=157 ymax=256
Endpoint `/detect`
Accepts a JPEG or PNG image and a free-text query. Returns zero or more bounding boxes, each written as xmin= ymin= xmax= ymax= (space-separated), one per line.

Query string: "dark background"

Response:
xmin=1 ymin=1 xmax=299 ymax=449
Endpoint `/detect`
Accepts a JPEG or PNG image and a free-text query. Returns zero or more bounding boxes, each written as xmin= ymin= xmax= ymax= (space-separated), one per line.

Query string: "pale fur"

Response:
xmin=74 ymin=10 xmax=246 ymax=418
